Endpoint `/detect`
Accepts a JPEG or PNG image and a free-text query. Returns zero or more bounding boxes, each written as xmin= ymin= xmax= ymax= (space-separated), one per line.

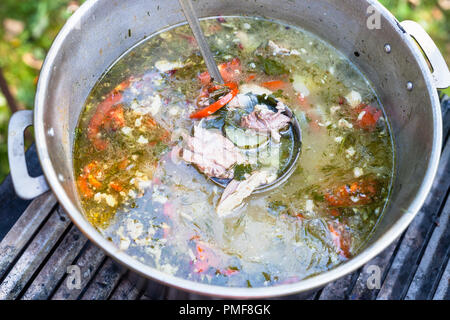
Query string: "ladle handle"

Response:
xmin=179 ymin=0 xmax=224 ymax=84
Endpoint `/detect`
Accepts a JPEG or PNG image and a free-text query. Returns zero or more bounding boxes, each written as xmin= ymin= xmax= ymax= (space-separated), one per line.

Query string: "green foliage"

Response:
xmin=0 ymin=0 xmax=447 ymax=183
xmin=0 ymin=0 xmax=86 ymax=182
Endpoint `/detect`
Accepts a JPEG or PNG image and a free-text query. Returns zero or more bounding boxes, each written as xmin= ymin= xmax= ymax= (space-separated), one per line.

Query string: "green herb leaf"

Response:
xmin=257 ymin=56 xmax=288 ymax=76
xmin=256 ymin=94 xmax=278 ymax=108
xmin=234 ymin=163 xmax=253 ymax=181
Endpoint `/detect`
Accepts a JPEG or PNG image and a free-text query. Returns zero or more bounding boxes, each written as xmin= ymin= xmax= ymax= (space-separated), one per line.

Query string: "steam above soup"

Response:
xmin=73 ymin=17 xmax=394 ymax=287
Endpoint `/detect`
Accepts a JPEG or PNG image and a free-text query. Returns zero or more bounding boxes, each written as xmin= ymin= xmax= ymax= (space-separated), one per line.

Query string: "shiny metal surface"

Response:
xmin=7 ymin=110 xmax=49 ymax=199
xmin=400 ymin=20 xmax=450 ymax=89
xmin=179 ymin=0 xmax=224 ymax=84
xmin=9 ymin=0 xmax=447 ymax=297
xmin=211 ymin=104 xmax=302 ymax=194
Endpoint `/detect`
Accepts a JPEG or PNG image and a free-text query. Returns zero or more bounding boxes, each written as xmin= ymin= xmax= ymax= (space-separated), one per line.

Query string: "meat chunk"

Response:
xmin=241 ymin=106 xmax=291 ymax=142
xmin=267 ymin=40 xmax=300 ymax=56
xmin=182 ymin=126 xmax=244 ymax=179
xmin=216 ymin=170 xmax=276 ymax=217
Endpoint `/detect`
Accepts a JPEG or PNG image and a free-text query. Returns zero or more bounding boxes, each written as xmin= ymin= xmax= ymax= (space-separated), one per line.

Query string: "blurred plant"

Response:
xmin=0 ymin=0 xmax=84 ymax=182
xmin=0 ymin=0 xmax=448 ymax=183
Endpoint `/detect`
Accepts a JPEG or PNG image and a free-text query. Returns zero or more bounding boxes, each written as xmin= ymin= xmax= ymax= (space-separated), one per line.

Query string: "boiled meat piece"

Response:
xmin=182 ymin=126 xmax=244 ymax=179
xmin=241 ymin=106 xmax=291 ymax=142
xmin=216 ymin=170 xmax=276 ymax=217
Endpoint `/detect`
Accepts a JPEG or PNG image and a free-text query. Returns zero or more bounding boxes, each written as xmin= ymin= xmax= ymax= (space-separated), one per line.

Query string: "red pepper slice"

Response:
xmin=189 ymin=83 xmax=238 ymax=119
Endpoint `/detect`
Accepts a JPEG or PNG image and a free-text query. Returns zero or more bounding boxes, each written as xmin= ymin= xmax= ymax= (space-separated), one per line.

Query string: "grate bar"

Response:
xmin=140 ymin=280 xmax=168 ymax=300
xmin=433 ymin=258 xmax=450 ymax=300
xmin=377 ymin=138 xmax=450 ymax=300
xmin=405 ymin=194 xmax=450 ymax=300
xmin=109 ymin=272 xmax=146 ymax=300
xmin=0 ymin=192 xmax=56 ymax=279
xmin=80 ymin=258 xmax=126 ymax=300
xmin=348 ymin=238 xmax=400 ymax=300
xmin=51 ymin=242 xmax=105 ymax=300
xmin=21 ymin=224 xmax=89 ymax=300
xmin=0 ymin=207 xmax=70 ymax=300
xmin=318 ymin=271 xmax=359 ymax=300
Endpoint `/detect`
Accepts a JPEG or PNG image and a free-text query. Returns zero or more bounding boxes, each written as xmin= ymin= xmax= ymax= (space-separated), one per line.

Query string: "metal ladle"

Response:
xmin=179 ymin=0 xmax=302 ymax=193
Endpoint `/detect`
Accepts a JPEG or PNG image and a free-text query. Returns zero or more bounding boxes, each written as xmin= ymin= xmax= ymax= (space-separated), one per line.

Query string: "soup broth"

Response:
xmin=73 ymin=17 xmax=394 ymax=287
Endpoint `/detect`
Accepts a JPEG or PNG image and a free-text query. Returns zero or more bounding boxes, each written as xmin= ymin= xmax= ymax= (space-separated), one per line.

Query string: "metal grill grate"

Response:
xmin=0 ymin=97 xmax=448 ymax=300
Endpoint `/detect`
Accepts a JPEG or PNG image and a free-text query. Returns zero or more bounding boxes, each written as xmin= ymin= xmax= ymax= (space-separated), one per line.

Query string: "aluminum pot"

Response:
xmin=7 ymin=0 xmax=450 ymax=298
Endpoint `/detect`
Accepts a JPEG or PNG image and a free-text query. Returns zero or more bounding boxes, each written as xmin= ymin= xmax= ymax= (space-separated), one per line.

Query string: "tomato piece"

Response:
xmin=87 ymin=77 xmax=133 ymax=150
xmin=114 ymin=77 xmax=133 ymax=92
xmin=105 ymin=105 xmax=125 ymax=129
xmin=77 ymin=161 xmax=103 ymax=196
xmin=77 ymin=176 xmax=93 ymax=198
xmin=328 ymin=222 xmax=351 ymax=259
xmin=354 ymin=104 xmax=382 ymax=130
xmin=325 ymin=180 xmax=377 ymax=208
xmin=198 ymin=58 xmax=241 ymax=84
xmin=198 ymin=72 xmax=212 ymax=85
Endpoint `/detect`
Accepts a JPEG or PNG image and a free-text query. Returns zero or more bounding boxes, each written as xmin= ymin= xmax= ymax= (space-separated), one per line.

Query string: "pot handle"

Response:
xmin=400 ymin=20 xmax=450 ymax=89
xmin=8 ymin=110 xmax=49 ymax=199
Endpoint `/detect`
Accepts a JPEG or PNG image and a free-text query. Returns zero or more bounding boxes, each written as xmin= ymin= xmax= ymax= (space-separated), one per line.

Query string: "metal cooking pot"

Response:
xmin=7 ymin=0 xmax=450 ymax=298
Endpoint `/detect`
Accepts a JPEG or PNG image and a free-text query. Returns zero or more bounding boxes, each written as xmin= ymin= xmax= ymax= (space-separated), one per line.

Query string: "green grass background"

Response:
xmin=0 ymin=0 xmax=448 ymax=182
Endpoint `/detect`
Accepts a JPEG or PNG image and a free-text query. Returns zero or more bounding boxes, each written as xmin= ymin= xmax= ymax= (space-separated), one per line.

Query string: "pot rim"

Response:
xmin=33 ymin=0 xmax=443 ymax=298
